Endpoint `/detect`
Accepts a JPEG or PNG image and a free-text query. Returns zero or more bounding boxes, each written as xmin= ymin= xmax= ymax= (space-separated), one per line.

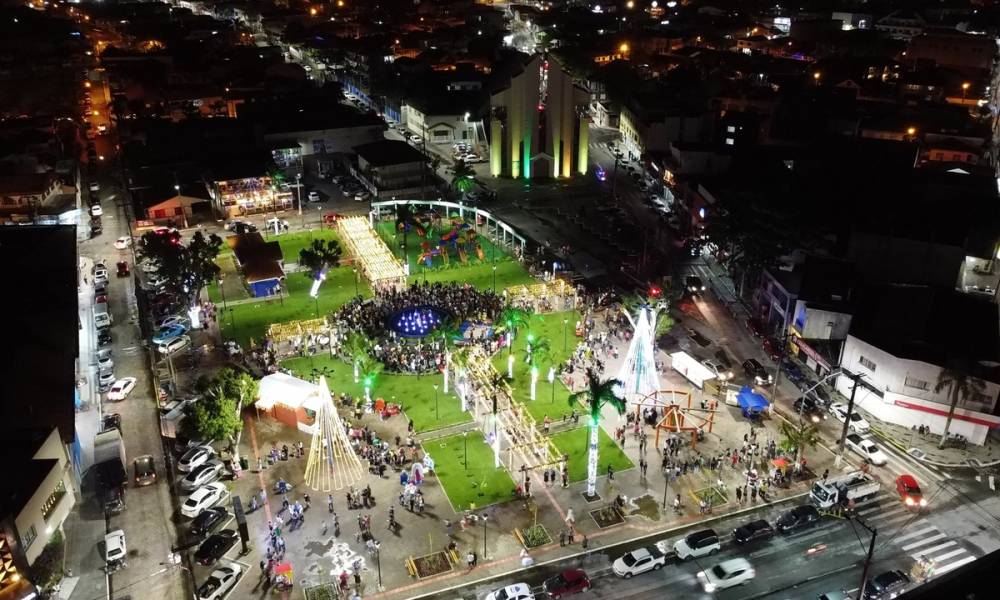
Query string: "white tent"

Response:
xmin=255 ymin=372 xmax=325 ymax=433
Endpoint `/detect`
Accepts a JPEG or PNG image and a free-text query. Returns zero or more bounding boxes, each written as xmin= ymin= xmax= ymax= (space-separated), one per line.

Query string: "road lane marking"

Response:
xmin=935 ymin=555 xmax=977 ymax=574
xmin=865 ymin=505 xmax=906 ymax=519
xmin=873 ymin=512 xmax=918 ymax=528
xmin=925 ymin=548 xmax=966 ymax=562
xmin=901 ymin=532 xmax=947 ymax=551
xmin=909 ymin=541 xmax=956 ymax=558
xmin=893 ymin=525 xmax=935 ymax=543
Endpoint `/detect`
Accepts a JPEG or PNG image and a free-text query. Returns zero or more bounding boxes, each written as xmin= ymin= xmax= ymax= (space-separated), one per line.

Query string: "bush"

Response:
xmin=304 ymin=583 xmax=338 ymax=600
xmin=31 ymin=531 xmax=65 ymax=589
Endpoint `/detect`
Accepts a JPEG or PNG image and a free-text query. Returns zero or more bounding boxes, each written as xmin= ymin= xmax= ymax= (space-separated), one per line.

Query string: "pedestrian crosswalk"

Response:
xmin=870 ymin=434 xmax=949 ymax=488
xmin=852 ymin=491 xmax=977 ymax=578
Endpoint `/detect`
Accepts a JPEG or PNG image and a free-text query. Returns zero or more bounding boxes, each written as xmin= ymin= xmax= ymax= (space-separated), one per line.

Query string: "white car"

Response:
xmin=702 ymin=359 xmax=733 ymax=381
xmin=114 ymin=236 xmax=131 ymax=250
xmin=830 ymin=402 xmax=871 ymax=433
xmin=98 ymin=353 xmax=114 ymax=373
xmin=181 ymin=482 xmax=228 ymax=518
xmin=197 ymin=563 xmax=242 ymax=600
xmin=265 ymin=217 xmax=288 ymax=231
xmin=155 ymin=315 xmax=189 ymax=330
xmin=140 ymin=261 xmax=159 ymax=274
xmin=178 ymin=445 xmax=216 ymax=473
xmin=181 ymin=459 xmax=225 ymax=491
xmin=484 ymin=583 xmax=533 ymax=600
xmin=94 ymin=268 xmax=109 ymax=285
xmin=408 ymin=134 xmax=422 ymax=144
xmin=99 ymin=370 xmax=116 ymax=391
xmin=104 ymin=529 xmax=126 ymax=564
xmin=611 ymin=546 xmax=666 ymax=578
xmin=158 ymin=335 xmax=191 ymax=356
xmin=846 ymin=434 xmax=888 ymax=466
xmin=91 ymin=204 xmax=103 ymax=217
xmin=307 ymin=191 xmax=321 ymax=202
xmin=697 ymin=558 xmax=755 ymax=592
xmin=107 ymin=377 xmax=137 ymax=400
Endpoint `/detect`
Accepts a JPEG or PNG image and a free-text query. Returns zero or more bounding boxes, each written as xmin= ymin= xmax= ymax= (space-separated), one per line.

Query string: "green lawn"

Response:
xmin=375 ymin=220 xmax=535 ymax=291
xmin=216 ymin=267 xmax=369 ymax=346
xmin=426 ymin=431 xmax=516 ymax=511
xmin=550 ymin=427 xmax=634 ymax=483
xmin=491 ymin=311 xmax=581 ymax=422
xmin=218 ymin=228 xmax=341 ymax=261
xmin=282 ymin=354 xmax=471 ymax=433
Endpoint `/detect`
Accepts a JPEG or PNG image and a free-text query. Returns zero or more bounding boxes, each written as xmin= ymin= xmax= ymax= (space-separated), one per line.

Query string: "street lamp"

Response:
xmin=374 ymin=541 xmax=383 ymax=591
xmin=562 ymin=318 xmax=569 ymax=351
xmin=482 ymin=514 xmax=488 ymax=558
xmin=352 ymin=267 xmax=359 ymax=296
xmin=492 ymin=265 xmax=497 ymax=292
xmin=463 ymin=431 xmax=468 ymax=469
xmin=962 ymin=81 xmax=971 ymax=100
xmin=433 ymin=384 xmax=439 ymax=420
xmin=296 ymin=172 xmax=303 ymax=225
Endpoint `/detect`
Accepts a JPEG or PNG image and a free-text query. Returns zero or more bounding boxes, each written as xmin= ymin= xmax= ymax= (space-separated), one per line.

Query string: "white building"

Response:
xmin=834 ymin=285 xmax=1000 ymax=445
xmin=401 ymin=93 xmax=487 ymax=146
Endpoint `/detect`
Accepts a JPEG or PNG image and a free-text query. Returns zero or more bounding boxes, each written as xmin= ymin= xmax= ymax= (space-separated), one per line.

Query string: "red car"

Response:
xmin=896 ymin=474 xmax=926 ymax=509
xmin=116 ymin=261 xmax=130 ymax=277
xmin=543 ymin=569 xmax=591 ymax=599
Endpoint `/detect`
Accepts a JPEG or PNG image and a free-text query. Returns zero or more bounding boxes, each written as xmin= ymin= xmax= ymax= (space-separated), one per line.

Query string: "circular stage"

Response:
xmin=386 ymin=305 xmax=453 ymax=338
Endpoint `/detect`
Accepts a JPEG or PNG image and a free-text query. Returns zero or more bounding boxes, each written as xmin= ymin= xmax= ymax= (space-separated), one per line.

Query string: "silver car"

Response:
xmin=180 ymin=459 xmax=224 ymax=491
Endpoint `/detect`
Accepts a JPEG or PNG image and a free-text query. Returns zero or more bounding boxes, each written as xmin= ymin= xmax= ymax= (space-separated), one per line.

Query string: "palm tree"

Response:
xmin=934 ymin=366 xmax=986 ymax=447
xmin=343 ymin=331 xmax=370 ymax=383
xmin=451 ymin=159 xmax=476 ymax=201
xmin=299 ymin=238 xmax=343 ymax=283
xmin=357 ymin=354 xmax=384 ymax=401
xmin=779 ymin=420 xmax=821 ymax=466
xmin=431 ymin=318 xmax=463 ymax=392
xmin=569 ymin=369 xmax=626 ymax=497
xmin=498 ymin=305 xmax=534 ymax=356
xmin=523 ymin=334 xmax=551 ymax=400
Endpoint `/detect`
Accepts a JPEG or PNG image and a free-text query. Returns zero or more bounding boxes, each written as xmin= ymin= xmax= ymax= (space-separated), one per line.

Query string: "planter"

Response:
xmin=409 ymin=551 xmax=453 ymax=579
xmin=514 ymin=524 xmax=552 ymax=549
xmin=304 ymin=583 xmax=338 ymax=600
xmin=589 ymin=506 xmax=625 ymax=528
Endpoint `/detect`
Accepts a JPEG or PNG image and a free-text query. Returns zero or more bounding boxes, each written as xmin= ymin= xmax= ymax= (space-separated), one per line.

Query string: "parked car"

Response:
xmin=862 ymin=569 xmax=910 ymax=599
xmin=133 ymin=454 xmax=157 ymax=487
xmin=107 ymin=377 xmax=137 ymax=401
xmin=793 ymin=396 xmax=826 ymax=423
xmin=745 ymin=317 xmax=764 ymax=337
xmin=155 ymin=315 xmax=189 ymax=330
xmin=895 ymin=474 xmax=926 ymax=509
xmin=776 ymin=505 xmax=820 ymax=533
xmin=94 ymin=267 xmax=109 ymax=285
xmin=696 ymin=558 xmax=756 ymax=592
xmin=181 ymin=482 xmax=228 ymax=518
xmin=542 ymin=569 xmax=591 ymax=599
xmin=194 ymin=529 xmax=239 ymax=565
xmin=190 ymin=506 xmax=229 ymax=538
xmin=611 ymin=546 xmax=666 ymax=578
xmin=408 ymin=134 xmax=422 ymax=144
xmin=743 ymin=358 xmax=773 ymax=385
xmin=846 ymin=434 xmax=888 ymax=466
xmin=829 ymin=402 xmax=871 ymax=433
xmin=98 ymin=370 xmax=115 ymax=392
xmin=116 ymin=261 xmax=130 ymax=277
xmin=702 ymin=359 xmax=733 ymax=381
xmin=152 ymin=324 xmax=188 ymax=345
xmin=781 ymin=362 xmax=806 ymax=384
xmin=101 ymin=413 xmax=121 ymax=433
xmin=104 ymin=529 xmax=127 ymax=565
xmin=732 ymin=519 xmax=775 ymax=545
xmin=264 ymin=217 xmax=289 ymax=231
xmin=98 ymin=329 xmax=113 ymax=346
xmin=158 ymin=335 xmax=191 ymax=356
xmin=114 ymin=236 xmax=131 ymax=250
xmin=178 ymin=446 xmax=216 ymax=473
xmin=97 ymin=352 xmax=114 ymax=373
xmin=307 ymin=191 xmax=321 ymax=202
xmin=181 ymin=459 xmax=225 ymax=491
xmin=197 ymin=563 xmax=242 ymax=600
xmin=484 ymin=583 xmax=534 ymax=600
xmin=670 ymin=529 xmax=721 ymax=560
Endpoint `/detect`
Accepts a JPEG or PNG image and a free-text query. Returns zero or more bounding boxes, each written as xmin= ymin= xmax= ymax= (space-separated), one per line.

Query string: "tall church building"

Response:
xmin=489 ymin=55 xmax=590 ymax=179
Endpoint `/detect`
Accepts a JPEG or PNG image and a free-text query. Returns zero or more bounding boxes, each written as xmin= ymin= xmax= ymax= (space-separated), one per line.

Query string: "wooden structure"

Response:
xmin=337 ymin=215 xmax=407 ymax=292
xmin=633 ymin=389 xmax=717 ymax=449
xmin=504 ymin=279 xmax=578 ymax=313
xmin=267 ymin=317 xmax=330 ymax=343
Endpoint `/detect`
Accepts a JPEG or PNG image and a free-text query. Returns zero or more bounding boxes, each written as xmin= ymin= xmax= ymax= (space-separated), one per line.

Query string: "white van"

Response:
xmin=158 ymin=335 xmax=191 ymax=356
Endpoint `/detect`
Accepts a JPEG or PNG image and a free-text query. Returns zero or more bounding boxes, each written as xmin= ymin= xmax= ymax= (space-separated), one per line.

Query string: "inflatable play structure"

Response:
xmin=415 ymin=216 xmax=487 ymax=267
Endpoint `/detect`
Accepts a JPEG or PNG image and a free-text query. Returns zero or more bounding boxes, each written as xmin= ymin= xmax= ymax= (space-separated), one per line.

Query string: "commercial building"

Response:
xmin=835 ymin=285 xmax=1000 ymax=445
xmin=351 ymin=140 xmax=435 ymax=199
xmin=489 ymin=55 xmax=590 ymax=179
xmin=402 ymin=92 xmax=487 ymax=146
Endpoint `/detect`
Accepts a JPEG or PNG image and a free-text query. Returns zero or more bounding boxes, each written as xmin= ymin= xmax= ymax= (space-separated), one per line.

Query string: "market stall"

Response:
xmin=255 ymin=372 xmax=325 ymax=433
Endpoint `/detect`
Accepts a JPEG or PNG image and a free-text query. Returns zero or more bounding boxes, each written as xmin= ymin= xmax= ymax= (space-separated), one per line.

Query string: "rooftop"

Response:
xmin=353 ymin=140 xmax=428 ymax=167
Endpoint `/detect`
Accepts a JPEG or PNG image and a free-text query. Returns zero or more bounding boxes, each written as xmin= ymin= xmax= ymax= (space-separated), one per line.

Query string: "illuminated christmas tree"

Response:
xmin=305 ymin=376 xmax=366 ymax=492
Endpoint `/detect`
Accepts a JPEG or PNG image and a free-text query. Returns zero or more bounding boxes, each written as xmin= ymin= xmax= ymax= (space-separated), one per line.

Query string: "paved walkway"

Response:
xmin=869 ymin=418 xmax=1000 ymax=468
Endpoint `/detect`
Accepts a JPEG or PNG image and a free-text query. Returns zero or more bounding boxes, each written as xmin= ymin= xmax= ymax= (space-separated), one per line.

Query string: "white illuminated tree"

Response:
xmin=305 ymin=376 xmax=366 ymax=492
xmin=569 ymin=370 xmax=625 ymax=498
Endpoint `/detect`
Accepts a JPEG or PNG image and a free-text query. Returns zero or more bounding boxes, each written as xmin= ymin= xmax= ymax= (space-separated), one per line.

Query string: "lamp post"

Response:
xmin=352 ymin=267 xmax=359 ymax=296
xmin=433 ymin=384 xmax=439 ymax=420
xmin=492 ymin=265 xmax=497 ymax=292
xmin=482 ymin=514 xmax=488 ymax=558
xmin=218 ymin=277 xmax=228 ymax=338
xmin=562 ymin=318 xmax=569 ymax=351
xmin=548 ymin=366 xmax=556 ymax=403
xmin=463 ymin=431 xmax=468 ymax=469
xmin=374 ymin=541 xmax=383 ymax=591
xmin=314 ymin=293 xmax=320 ymax=318
xmin=962 ymin=81 xmax=971 ymax=100
xmin=296 ymin=172 xmax=303 ymax=222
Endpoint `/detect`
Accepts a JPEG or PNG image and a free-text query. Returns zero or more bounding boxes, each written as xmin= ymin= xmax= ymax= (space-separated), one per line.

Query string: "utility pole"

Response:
xmin=770 ymin=329 xmax=790 ymax=407
xmin=836 ymin=369 xmax=865 ymax=467
xmin=854 ymin=516 xmax=877 ymax=600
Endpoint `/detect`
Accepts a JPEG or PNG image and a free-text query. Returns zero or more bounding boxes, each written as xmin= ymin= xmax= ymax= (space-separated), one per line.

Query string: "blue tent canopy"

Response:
xmin=737 ymin=386 xmax=770 ymax=418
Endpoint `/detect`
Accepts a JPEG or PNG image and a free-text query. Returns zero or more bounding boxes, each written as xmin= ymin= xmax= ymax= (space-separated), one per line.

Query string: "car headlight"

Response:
xmin=701 ymin=286 xmax=706 ymax=291
xmin=919 ymin=498 xmax=927 ymax=507
xmin=703 ymin=582 xmax=717 ymax=593
xmin=905 ymin=497 xmax=915 ymax=506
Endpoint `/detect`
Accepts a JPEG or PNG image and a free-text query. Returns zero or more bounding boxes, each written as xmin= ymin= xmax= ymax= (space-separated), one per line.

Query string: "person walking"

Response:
xmin=736 ymin=486 xmax=743 ymax=504
xmin=607 ymin=465 xmax=615 ymax=481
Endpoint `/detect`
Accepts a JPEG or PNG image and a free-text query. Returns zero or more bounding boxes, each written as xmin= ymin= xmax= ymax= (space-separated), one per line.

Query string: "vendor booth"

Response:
xmin=255 ymin=373 xmax=325 ymax=434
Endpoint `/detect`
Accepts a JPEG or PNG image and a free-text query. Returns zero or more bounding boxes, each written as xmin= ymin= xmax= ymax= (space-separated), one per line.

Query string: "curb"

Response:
xmin=870 ymin=426 xmax=1000 ymax=469
xmin=402 ymin=489 xmax=810 ymax=600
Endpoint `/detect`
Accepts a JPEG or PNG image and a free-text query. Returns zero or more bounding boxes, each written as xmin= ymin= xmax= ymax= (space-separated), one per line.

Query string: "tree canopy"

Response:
xmin=140 ymin=230 xmax=222 ymax=307
xmin=299 ymin=238 xmax=343 ymax=281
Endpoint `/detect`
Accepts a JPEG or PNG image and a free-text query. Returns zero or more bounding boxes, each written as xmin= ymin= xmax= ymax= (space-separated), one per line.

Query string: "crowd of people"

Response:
xmin=331 ymin=282 xmax=504 ymax=373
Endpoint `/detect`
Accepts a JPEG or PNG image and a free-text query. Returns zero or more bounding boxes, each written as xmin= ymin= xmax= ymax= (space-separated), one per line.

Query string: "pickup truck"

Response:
xmin=612 ymin=545 xmax=666 ymax=578
xmin=810 ymin=470 xmax=880 ymax=509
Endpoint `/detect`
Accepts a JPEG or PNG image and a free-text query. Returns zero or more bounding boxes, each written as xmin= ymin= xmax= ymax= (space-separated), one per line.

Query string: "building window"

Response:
xmin=859 ymin=356 xmax=876 ymax=372
xmin=727 ymin=125 xmax=736 ymax=133
xmin=904 ymin=376 xmax=929 ymax=391
xmin=969 ymin=392 xmax=993 ymax=406
xmin=725 ymin=138 xmax=734 ymax=145
xmin=41 ymin=480 xmax=66 ymax=522
xmin=21 ymin=525 xmax=37 ymax=550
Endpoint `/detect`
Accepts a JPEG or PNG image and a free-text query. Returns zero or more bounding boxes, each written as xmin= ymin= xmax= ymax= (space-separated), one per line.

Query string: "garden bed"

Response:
xmin=409 ymin=551 xmax=453 ymax=579
xmin=589 ymin=506 xmax=625 ymax=528
xmin=514 ymin=524 xmax=552 ymax=549
xmin=304 ymin=583 xmax=339 ymax=600
xmin=693 ymin=485 xmax=729 ymax=508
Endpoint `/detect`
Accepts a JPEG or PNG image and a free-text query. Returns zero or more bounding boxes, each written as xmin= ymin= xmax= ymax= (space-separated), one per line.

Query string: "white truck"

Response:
xmin=809 ymin=470 xmax=880 ymax=509
xmin=93 ymin=301 xmax=112 ymax=329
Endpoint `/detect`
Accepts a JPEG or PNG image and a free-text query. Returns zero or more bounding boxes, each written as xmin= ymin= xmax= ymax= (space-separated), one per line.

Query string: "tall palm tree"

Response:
xmin=498 ymin=305 xmax=533 ymax=356
xmin=523 ymin=334 xmax=551 ymax=400
xmin=934 ymin=366 xmax=985 ymax=447
xmin=357 ymin=354 xmax=384 ymax=401
xmin=779 ymin=420 xmax=820 ymax=466
xmin=569 ymin=369 xmax=626 ymax=497
xmin=299 ymin=238 xmax=343 ymax=283
xmin=343 ymin=331 xmax=371 ymax=383
xmin=431 ymin=318 xmax=463 ymax=392
xmin=451 ymin=159 xmax=476 ymax=201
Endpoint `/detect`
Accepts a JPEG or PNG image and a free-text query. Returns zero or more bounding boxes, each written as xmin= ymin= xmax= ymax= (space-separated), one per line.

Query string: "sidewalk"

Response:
xmin=868 ymin=418 xmax=1000 ymax=468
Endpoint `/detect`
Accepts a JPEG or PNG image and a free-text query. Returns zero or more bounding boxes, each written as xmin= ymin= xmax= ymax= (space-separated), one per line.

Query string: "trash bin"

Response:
xmin=240 ymin=457 xmax=249 ymax=470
